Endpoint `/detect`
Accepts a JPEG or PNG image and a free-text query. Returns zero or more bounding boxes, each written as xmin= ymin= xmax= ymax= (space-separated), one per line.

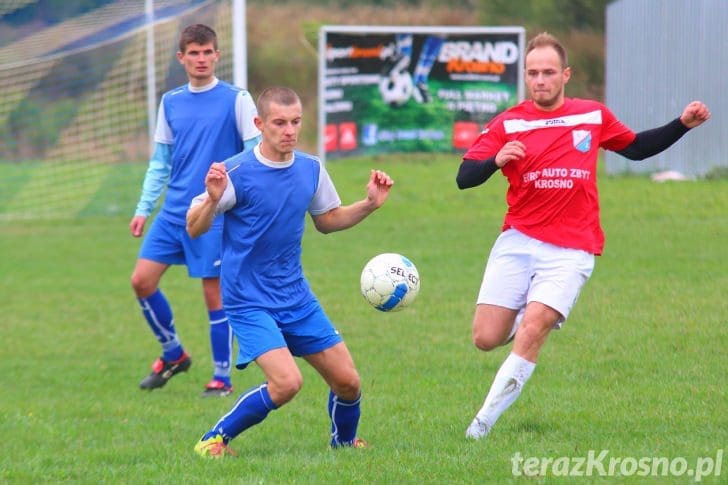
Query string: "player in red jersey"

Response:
xmin=456 ymin=32 xmax=710 ymax=440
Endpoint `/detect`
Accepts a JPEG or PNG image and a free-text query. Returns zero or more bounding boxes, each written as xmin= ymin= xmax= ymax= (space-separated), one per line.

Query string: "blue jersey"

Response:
xmin=198 ymin=146 xmax=341 ymax=313
xmin=149 ymin=79 xmax=258 ymax=226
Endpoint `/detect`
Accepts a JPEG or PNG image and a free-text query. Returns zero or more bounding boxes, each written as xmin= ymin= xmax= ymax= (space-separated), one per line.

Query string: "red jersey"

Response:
xmin=463 ymin=98 xmax=636 ymax=255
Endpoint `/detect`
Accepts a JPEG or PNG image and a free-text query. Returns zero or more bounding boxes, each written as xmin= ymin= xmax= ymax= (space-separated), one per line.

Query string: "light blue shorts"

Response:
xmin=138 ymin=216 xmax=222 ymax=278
xmin=227 ymin=300 xmax=343 ymax=369
xmin=477 ymin=228 xmax=595 ymax=323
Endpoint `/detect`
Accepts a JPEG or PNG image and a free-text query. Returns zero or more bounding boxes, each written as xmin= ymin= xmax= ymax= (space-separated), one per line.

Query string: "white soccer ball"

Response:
xmin=360 ymin=253 xmax=420 ymax=312
xmin=379 ymin=69 xmax=414 ymax=107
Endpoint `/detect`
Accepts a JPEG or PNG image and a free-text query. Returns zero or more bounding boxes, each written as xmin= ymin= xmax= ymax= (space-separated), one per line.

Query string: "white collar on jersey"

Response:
xmin=254 ymin=144 xmax=294 ymax=169
xmin=188 ymin=76 xmax=219 ymax=93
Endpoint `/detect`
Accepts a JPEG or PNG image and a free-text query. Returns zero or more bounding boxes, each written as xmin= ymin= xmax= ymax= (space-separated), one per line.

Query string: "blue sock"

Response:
xmin=138 ymin=289 xmax=183 ymax=361
xmin=414 ymin=35 xmax=444 ymax=84
xmin=329 ymin=390 xmax=361 ymax=447
xmin=209 ymin=309 xmax=232 ymax=386
xmin=202 ymin=383 xmax=277 ymax=443
xmin=396 ymin=33 xmax=413 ymax=58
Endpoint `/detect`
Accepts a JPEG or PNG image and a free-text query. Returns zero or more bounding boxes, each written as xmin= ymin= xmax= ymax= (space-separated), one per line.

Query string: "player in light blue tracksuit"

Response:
xmin=129 ymin=24 xmax=260 ymax=397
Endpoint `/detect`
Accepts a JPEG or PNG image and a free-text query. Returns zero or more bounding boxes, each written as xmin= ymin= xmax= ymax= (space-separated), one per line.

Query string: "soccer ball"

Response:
xmin=360 ymin=253 xmax=420 ymax=312
xmin=379 ymin=68 xmax=414 ymax=107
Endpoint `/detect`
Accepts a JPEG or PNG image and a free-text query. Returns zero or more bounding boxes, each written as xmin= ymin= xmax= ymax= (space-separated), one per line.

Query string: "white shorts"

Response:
xmin=477 ymin=228 xmax=595 ymax=323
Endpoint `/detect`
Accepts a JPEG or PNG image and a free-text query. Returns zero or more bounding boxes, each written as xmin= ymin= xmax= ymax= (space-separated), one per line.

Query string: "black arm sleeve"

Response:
xmin=616 ymin=118 xmax=690 ymax=161
xmin=456 ymin=157 xmax=500 ymax=189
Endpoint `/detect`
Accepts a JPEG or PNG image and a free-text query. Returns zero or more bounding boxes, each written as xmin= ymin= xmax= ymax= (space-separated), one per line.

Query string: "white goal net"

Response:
xmin=0 ymin=0 xmax=236 ymax=220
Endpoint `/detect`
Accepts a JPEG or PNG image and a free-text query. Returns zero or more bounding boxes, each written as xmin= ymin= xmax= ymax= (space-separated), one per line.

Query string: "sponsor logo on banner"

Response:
xmin=439 ymin=40 xmax=519 ymax=76
xmin=324 ymin=124 xmax=338 ymax=152
xmin=452 ymin=121 xmax=480 ymax=150
xmin=362 ymin=124 xmax=378 ymax=146
xmin=339 ymin=122 xmax=358 ymax=151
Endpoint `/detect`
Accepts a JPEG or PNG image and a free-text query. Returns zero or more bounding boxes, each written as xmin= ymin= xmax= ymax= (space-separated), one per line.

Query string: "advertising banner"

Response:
xmin=319 ymin=26 xmax=525 ymax=161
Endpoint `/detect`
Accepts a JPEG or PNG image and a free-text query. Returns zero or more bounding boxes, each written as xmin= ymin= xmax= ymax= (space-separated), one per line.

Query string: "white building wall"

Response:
xmin=605 ymin=0 xmax=727 ymax=177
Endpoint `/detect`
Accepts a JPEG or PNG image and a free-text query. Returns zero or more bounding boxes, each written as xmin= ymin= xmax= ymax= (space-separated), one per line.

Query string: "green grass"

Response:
xmin=0 ymin=161 xmax=146 ymax=220
xmin=1 ymin=155 xmax=726 ymax=484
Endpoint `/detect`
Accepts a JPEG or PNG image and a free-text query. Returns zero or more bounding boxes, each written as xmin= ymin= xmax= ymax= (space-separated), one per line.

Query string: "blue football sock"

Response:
xmin=202 ymin=383 xmax=278 ymax=443
xmin=138 ymin=289 xmax=183 ymax=361
xmin=413 ymin=35 xmax=444 ymax=84
xmin=209 ymin=309 xmax=232 ymax=386
xmin=395 ymin=33 xmax=413 ymax=58
xmin=329 ymin=390 xmax=361 ymax=447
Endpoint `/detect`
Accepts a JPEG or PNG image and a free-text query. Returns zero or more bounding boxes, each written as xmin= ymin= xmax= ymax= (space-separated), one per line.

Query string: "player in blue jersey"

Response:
xmin=129 ymin=24 xmax=261 ymax=397
xmin=186 ymin=86 xmax=394 ymax=457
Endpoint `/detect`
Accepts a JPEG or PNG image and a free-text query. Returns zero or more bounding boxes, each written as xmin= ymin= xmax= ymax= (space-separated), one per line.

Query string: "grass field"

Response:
xmin=1 ymin=155 xmax=726 ymax=483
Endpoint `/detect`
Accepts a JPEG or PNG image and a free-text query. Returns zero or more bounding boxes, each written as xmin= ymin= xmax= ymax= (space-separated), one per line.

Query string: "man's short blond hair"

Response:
xmin=526 ymin=32 xmax=568 ymax=68
xmin=256 ymin=87 xmax=301 ymax=119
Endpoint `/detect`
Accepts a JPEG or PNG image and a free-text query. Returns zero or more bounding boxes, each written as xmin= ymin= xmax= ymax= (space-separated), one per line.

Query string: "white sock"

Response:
xmin=475 ymin=352 xmax=535 ymax=428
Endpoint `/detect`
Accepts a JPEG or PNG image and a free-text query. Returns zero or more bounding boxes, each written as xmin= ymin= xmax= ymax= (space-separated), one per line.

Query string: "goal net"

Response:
xmin=0 ymin=0 xmax=236 ymax=221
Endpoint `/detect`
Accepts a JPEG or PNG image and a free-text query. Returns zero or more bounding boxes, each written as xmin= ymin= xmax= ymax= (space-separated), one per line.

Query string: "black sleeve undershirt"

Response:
xmin=456 ymin=157 xmax=499 ymax=189
xmin=616 ymin=117 xmax=690 ymax=160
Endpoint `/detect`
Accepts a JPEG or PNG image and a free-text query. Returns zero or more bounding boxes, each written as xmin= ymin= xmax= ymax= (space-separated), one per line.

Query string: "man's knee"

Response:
xmin=268 ymin=370 xmax=303 ymax=406
xmin=330 ymin=370 xmax=361 ymax=400
xmin=472 ymin=317 xmax=512 ymax=350
xmin=130 ymin=272 xmax=156 ymax=297
xmin=472 ymin=328 xmax=508 ymax=351
xmin=472 ymin=306 xmax=516 ymax=351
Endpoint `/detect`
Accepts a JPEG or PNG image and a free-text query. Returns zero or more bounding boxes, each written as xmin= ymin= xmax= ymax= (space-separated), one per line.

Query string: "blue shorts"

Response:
xmin=138 ymin=216 xmax=222 ymax=278
xmin=227 ymin=300 xmax=343 ymax=369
